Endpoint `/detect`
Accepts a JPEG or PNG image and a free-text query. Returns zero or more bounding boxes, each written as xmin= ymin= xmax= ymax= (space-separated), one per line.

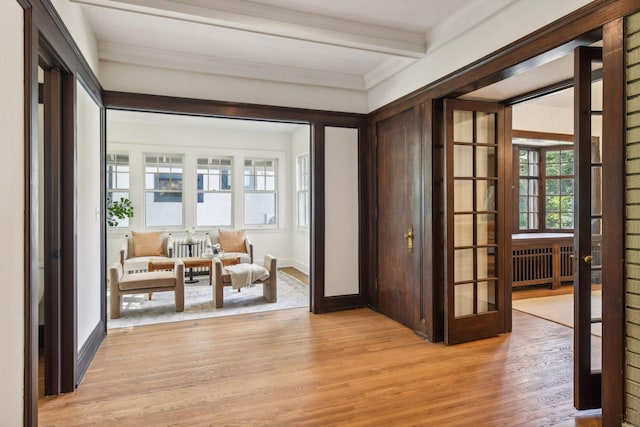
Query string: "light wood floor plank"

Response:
xmin=38 ymin=308 xmax=601 ymax=426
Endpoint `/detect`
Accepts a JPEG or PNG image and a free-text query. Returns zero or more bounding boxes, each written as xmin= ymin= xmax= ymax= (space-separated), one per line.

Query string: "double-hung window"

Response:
xmin=196 ymin=157 xmax=232 ymax=226
xmin=244 ymin=158 xmax=277 ymax=225
xmin=297 ymin=154 xmax=310 ymax=229
xmin=145 ymin=154 xmax=183 ymax=227
xmin=106 ymin=153 xmax=130 ymax=228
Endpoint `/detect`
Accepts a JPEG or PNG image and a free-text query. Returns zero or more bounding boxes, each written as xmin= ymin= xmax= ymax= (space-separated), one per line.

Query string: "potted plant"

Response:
xmin=107 ymin=197 xmax=134 ymax=227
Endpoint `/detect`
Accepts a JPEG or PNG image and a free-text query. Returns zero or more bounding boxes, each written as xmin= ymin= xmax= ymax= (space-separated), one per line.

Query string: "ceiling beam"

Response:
xmin=71 ymin=0 xmax=426 ymax=58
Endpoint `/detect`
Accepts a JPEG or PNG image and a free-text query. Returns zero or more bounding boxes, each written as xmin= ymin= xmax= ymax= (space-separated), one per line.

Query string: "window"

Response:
xmin=518 ymin=149 xmax=539 ymax=230
xmin=297 ymin=154 xmax=310 ymax=229
xmin=544 ymin=149 xmax=574 ymax=229
xmin=107 ymin=153 xmax=130 ymax=228
xmin=244 ymin=158 xmax=277 ymax=225
xmin=196 ymin=157 xmax=232 ymax=226
xmin=145 ymin=154 xmax=183 ymax=227
xmin=514 ymin=143 xmax=574 ymax=232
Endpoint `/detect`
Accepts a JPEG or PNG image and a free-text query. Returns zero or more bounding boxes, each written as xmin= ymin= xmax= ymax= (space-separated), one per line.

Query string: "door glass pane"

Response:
xmin=477 ymin=214 xmax=495 ymax=245
xmin=477 ymin=180 xmax=495 ymax=211
xmin=592 ymin=166 xmax=602 ymax=215
xmin=476 ymin=112 xmax=495 ymax=144
xmin=477 ymin=247 xmax=496 ymax=279
xmin=455 ymin=283 xmax=474 ymax=317
xmin=476 ymin=146 xmax=496 ymax=177
xmin=454 ymin=110 xmax=473 ymax=143
xmin=454 ymin=214 xmax=473 ymax=247
xmin=454 ymin=145 xmax=473 ymax=177
xmin=454 ymin=180 xmax=473 ymax=212
xmin=454 ymin=249 xmax=474 ymax=282
xmin=477 ymin=281 xmax=496 ymax=313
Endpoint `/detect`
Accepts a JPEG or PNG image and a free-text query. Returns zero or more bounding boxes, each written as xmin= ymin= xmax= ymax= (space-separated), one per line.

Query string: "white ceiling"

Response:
xmin=72 ymin=0 xmax=514 ymax=91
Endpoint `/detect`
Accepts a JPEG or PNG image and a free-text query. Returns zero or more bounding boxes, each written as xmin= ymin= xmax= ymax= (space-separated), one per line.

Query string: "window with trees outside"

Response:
xmin=244 ymin=158 xmax=277 ymax=225
xmin=107 ymin=153 xmax=130 ymax=227
xmin=297 ymin=154 xmax=310 ymax=229
xmin=145 ymin=154 xmax=183 ymax=227
xmin=514 ymin=133 xmax=574 ymax=233
xmin=196 ymin=157 xmax=232 ymax=226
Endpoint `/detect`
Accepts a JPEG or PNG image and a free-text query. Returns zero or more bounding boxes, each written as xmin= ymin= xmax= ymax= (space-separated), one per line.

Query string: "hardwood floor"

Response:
xmin=280 ymin=266 xmax=309 ymax=285
xmin=38 ymin=308 xmax=601 ymax=426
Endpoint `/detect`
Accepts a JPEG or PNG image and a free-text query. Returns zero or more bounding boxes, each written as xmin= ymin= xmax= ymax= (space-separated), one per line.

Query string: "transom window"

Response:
xmin=244 ymin=158 xmax=277 ymax=225
xmin=145 ymin=154 xmax=183 ymax=227
xmin=196 ymin=157 xmax=232 ymax=226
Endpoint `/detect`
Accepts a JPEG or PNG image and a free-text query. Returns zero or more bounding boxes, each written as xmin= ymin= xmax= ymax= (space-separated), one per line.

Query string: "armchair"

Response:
xmin=120 ymin=231 xmax=174 ymax=273
xmin=206 ymin=229 xmax=253 ymax=264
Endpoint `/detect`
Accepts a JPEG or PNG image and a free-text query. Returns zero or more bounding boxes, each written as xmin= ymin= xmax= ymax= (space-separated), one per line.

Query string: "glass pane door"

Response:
xmin=445 ymin=99 xmax=508 ymax=345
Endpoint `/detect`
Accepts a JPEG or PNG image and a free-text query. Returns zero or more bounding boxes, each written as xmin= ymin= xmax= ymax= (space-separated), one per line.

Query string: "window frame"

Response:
xmin=296 ymin=153 xmax=310 ymax=230
xmin=106 ymin=152 xmax=131 ymax=229
xmin=243 ymin=157 xmax=278 ymax=227
xmin=144 ymin=153 xmax=185 ymax=228
xmin=512 ymin=130 xmax=574 ymax=234
xmin=195 ymin=156 xmax=233 ymax=227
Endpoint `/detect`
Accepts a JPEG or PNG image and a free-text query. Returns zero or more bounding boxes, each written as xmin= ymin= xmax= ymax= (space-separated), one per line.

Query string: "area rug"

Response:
xmin=512 ymin=290 xmax=602 ymax=337
xmin=108 ymin=271 xmax=309 ymax=329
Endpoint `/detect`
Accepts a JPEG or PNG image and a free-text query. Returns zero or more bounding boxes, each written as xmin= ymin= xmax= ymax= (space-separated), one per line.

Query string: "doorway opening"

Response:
xmin=105 ymin=110 xmax=312 ymax=328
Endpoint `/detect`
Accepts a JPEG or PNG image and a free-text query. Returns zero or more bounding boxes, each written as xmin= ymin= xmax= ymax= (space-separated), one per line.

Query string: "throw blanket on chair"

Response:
xmin=225 ymin=263 xmax=270 ymax=290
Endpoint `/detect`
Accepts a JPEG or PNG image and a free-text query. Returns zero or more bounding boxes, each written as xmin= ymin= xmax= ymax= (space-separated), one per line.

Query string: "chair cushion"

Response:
xmin=218 ymin=229 xmax=247 ymax=253
xmin=132 ymin=231 xmax=165 ymax=257
xmin=119 ymin=271 xmax=176 ymax=291
xmin=123 ymin=256 xmax=172 ymax=273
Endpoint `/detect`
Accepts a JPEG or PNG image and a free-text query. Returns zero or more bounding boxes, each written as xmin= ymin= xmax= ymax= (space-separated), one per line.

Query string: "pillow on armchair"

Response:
xmin=218 ymin=229 xmax=248 ymax=253
xmin=132 ymin=231 xmax=165 ymax=257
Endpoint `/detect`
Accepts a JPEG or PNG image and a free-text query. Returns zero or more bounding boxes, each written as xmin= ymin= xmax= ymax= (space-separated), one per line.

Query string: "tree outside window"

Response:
xmin=514 ymin=139 xmax=574 ymax=233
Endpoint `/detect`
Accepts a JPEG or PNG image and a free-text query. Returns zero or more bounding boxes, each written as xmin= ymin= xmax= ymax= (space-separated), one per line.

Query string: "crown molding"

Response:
xmin=72 ymin=0 xmax=426 ymax=58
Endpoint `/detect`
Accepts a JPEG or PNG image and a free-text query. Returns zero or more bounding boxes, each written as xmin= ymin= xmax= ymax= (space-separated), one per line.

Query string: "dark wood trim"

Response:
xmin=60 ymin=70 xmax=76 ymax=393
xmin=22 ymin=1 xmax=38 ymax=425
xmin=43 ymin=67 xmax=62 ymax=397
xmin=314 ymin=295 xmax=363 ymax=313
xmin=103 ymin=91 xmax=365 ymax=127
xmin=602 ymin=16 xmax=625 ymax=426
xmin=310 ymin=124 xmax=324 ymax=313
xmin=76 ymin=321 xmax=105 ymax=384
xmin=357 ymin=124 xmax=368 ymax=309
xmin=431 ymin=99 xmax=445 ymax=342
xmin=369 ymin=0 xmax=640 ymax=123
xmin=512 ymin=129 xmax=574 ymax=142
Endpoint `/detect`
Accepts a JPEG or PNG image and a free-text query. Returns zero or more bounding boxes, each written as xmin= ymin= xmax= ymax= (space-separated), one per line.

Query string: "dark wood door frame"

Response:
xmin=22 ymin=1 xmax=106 ymax=426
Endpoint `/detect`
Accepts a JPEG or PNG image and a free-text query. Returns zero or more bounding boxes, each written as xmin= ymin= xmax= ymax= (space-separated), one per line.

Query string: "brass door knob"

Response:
xmin=583 ymin=255 xmax=592 ymax=264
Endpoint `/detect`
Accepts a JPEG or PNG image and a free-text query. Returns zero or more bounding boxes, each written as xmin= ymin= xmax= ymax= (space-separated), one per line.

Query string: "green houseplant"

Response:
xmin=107 ymin=197 xmax=134 ymax=227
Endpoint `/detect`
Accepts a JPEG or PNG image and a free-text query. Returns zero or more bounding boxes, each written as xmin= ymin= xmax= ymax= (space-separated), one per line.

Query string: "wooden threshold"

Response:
xmin=39 ymin=308 xmax=600 ymax=426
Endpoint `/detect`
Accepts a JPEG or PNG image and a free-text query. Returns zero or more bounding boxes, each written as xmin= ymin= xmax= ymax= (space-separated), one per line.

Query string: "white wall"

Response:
xmin=107 ymin=117 xmax=310 ymax=270
xmin=291 ymin=126 xmax=311 ymax=274
xmin=76 ymin=82 xmax=103 ymax=348
xmin=367 ymin=0 xmax=592 ymax=111
xmin=51 ymin=0 xmax=99 ymax=74
xmin=100 ymin=61 xmax=368 ymax=114
xmin=324 ymin=127 xmax=359 ymax=297
xmin=0 ymin=2 xmax=24 ymax=425
xmin=512 ymin=103 xmax=574 ymax=135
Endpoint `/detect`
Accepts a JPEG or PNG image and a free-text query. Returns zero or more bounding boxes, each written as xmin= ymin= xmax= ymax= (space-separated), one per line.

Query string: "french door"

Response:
xmin=444 ymin=99 xmax=510 ymax=345
xmin=573 ymin=45 xmax=603 ymax=409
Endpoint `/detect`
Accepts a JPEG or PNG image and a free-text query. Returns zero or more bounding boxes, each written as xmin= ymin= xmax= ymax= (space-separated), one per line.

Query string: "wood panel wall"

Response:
xmin=627 ymin=12 xmax=640 ymax=426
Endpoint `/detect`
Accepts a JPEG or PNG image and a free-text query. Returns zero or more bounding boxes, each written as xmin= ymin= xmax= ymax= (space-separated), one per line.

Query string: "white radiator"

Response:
xmin=172 ymin=237 xmax=208 ymax=273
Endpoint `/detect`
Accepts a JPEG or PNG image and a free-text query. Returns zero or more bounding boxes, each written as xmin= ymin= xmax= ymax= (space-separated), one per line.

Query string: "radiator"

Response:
xmin=172 ymin=237 xmax=208 ymax=273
